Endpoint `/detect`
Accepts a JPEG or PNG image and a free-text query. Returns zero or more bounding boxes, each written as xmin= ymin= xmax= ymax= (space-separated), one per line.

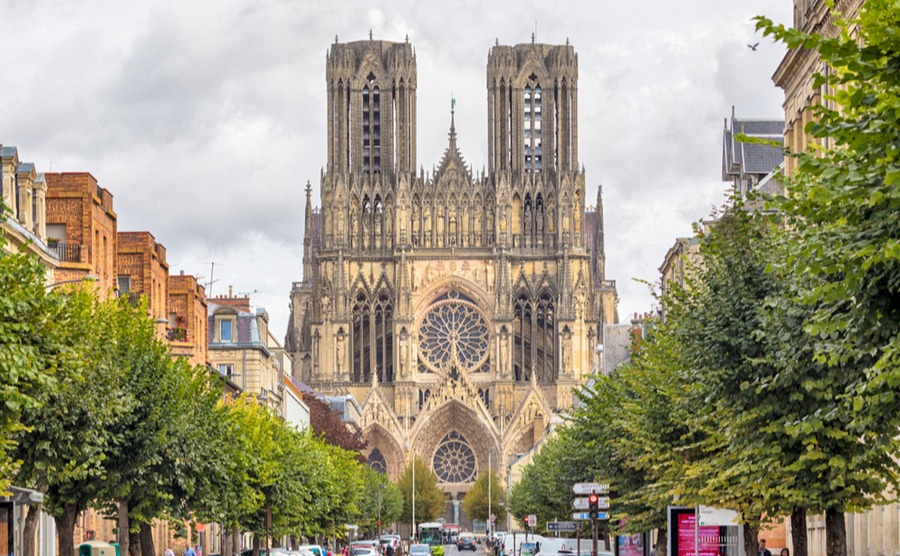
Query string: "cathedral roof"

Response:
xmin=433 ymin=110 xmax=472 ymax=185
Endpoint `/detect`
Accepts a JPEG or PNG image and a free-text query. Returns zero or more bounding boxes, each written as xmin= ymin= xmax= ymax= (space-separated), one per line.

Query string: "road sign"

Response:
xmin=572 ymin=483 xmax=609 ymax=495
xmin=547 ymin=522 xmax=578 ymax=532
xmin=572 ymin=496 xmax=610 ymax=510
xmin=572 ymin=512 xmax=610 ymax=521
xmin=698 ymin=506 xmax=740 ymax=526
xmin=527 ymin=515 xmax=537 ymax=527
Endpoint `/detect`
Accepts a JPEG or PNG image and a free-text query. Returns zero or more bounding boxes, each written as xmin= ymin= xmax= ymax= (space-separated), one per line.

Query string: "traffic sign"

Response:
xmin=527 ymin=515 xmax=537 ymax=527
xmin=572 ymin=512 xmax=609 ymax=521
xmin=572 ymin=483 xmax=609 ymax=495
xmin=572 ymin=496 xmax=610 ymax=510
xmin=547 ymin=522 xmax=578 ymax=532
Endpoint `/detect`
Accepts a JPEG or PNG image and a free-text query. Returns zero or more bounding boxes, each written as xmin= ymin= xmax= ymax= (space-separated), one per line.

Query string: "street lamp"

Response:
xmin=45 ymin=275 xmax=99 ymax=290
xmin=377 ymin=483 xmax=386 ymax=550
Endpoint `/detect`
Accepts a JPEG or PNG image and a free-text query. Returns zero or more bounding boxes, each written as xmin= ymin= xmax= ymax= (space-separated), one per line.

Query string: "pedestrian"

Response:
xmin=184 ymin=545 xmax=197 ymax=556
xmin=386 ymin=544 xmax=395 ymax=556
xmin=196 ymin=545 xmax=203 ymax=556
xmin=165 ymin=548 xmax=175 ymax=556
xmin=780 ymin=549 xmax=790 ymax=556
xmin=758 ymin=540 xmax=772 ymax=556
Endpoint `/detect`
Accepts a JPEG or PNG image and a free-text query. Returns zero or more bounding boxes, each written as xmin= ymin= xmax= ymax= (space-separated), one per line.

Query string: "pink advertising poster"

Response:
xmin=618 ymin=534 xmax=644 ymax=556
xmin=676 ymin=512 xmax=720 ymax=556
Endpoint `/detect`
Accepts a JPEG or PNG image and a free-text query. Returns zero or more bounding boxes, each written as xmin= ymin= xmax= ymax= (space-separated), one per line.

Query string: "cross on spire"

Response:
xmin=369 ymin=29 xmax=373 ymax=40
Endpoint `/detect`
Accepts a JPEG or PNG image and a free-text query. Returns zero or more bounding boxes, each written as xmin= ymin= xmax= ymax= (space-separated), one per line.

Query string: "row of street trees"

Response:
xmin=0 ymin=215 xmax=476 ymax=555
xmin=0 ymin=223 xmax=374 ymax=556
xmin=509 ymin=3 xmax=899 ymax=556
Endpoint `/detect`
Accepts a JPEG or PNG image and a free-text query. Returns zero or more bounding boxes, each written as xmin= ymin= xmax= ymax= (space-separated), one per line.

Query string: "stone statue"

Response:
xmin=400 ymin=335 xmax=409 ymax=377
xmin=499 ymin=334 xmax=509 ymax=376
xmin=336 ymin=333 xmax=346 ymax=375
xmin=562 ymin=332 xmax=572 ymax=374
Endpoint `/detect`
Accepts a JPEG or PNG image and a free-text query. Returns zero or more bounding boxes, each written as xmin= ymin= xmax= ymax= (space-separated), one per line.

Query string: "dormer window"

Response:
xmin=219 ymin=318 xmax=234 ymax=342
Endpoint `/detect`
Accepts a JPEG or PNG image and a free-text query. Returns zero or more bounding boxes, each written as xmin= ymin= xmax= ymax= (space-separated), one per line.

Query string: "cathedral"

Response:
xmin=285 ymin=35 xmax=618 ymax=519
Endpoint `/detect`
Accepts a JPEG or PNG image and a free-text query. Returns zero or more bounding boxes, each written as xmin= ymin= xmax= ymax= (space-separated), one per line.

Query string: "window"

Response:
xmin=220 ymin=319 xmax=233 ymax=342
xmin=117 ymin=275 xmax=131 ymax=293
xmin=217 ymin=363 xmax=234 ymax=377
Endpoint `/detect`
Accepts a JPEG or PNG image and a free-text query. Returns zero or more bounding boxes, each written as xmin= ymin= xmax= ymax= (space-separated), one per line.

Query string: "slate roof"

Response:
xmin=723 ymin=117 xmax=784 ymax=179
xmin=0 ymin=146 xmax=18 ymax=158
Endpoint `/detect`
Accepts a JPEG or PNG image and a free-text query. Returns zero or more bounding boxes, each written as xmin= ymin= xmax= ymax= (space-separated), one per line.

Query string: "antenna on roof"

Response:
xmin=204 ymin=247 xmax=221 ymax=298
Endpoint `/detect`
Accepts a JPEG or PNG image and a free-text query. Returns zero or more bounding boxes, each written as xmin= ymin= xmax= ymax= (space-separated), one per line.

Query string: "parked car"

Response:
xmin=349 ymin=548 xmax=378 ymax=556
xmin=296 ymin=546 xmax=326 ymax=556
xmin=408 ymin=545 xmax=431 ymax=556
xmin=458 ymin=533 xmax=477 ymax=551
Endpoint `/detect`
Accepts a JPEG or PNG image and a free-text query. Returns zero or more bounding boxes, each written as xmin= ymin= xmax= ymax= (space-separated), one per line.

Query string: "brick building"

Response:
xmin=167 ymin=272 xmax=209 ymax=366
xmin=45 ymin=172 xmax=118 ymax=295
xmin=116 ymin=231 xmax=170 ymax=322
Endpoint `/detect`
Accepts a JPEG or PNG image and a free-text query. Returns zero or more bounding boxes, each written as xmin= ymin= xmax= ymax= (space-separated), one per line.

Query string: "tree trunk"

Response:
xmin=55 ymin=503 xmax=79 ymax=556
xmin=791 ymin=507 xmax=809 ymax=556
xmin=656 ymin=529 xmax=668 ymax=556
xmin=118 ymin=499 xmax=130 ymax=556
xmin=223 ymin=525 xmax=232 ymax=556
xmin=22 ymin=504 xmax=41 ymax=556
xmin=251 ymin=534 xmax=260 ymax=556
xmin=825 ymin=509 xmax=847 ymax=556
xmin=743 ymin=523 xmax=759 ymax=556
xmin=232 ymin=527 xmax=241 ymax=556
xmin=129 ymin=529 xmax=141 ymax=556
xmin=140 ymin=522 xmax=156 ymax=556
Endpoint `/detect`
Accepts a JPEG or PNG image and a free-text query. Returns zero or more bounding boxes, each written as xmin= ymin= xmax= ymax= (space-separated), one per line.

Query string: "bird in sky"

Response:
xmin=747 ymin=42 xmax=760 ymax=51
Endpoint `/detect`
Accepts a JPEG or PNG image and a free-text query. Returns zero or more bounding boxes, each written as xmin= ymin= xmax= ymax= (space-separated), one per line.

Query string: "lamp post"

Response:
xmin=45 ymin=275 xmax=99 ymax=290
xmin=377 ymin=483 xmax=386 ymax=550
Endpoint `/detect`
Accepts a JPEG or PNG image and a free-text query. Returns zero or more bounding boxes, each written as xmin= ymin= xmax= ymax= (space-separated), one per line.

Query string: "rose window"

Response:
xmin=432 ymin=431 xmax=477 ymax=483
xmin=418 ymin=292 xmax=490 ymax=373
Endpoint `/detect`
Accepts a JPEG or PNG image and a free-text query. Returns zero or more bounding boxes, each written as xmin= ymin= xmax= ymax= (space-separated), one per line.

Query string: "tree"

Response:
xmin=0 ymin=217 xmax=70 ymax=492
xmin=461 ymin=470 xmax=504 ymax=524
xmin=397 ymin=457 xmax=445 ymax=525
xmin=302 ymin=392 xmax=367 ymax=457
xmin=356 ymin=467 xmax=403 ymax=535
xmin=12 ymin=290 xmax=129 ymax=556
xmin=756 ymin=3 xmax=900 ymax=555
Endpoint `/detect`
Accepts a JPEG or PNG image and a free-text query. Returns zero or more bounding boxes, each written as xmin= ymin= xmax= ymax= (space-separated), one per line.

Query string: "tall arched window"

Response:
xmin=352 ymin=293 xmax=371 ymax=382
xmin=374 ymin=291 xmax=394 ymax=383
xmin=514 ymin=292 xmax=556 ymax=382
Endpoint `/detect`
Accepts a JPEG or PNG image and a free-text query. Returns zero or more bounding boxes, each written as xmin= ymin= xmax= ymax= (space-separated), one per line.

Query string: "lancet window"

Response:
xmin=351 ymin=290 xmax=395 ymax=383
xmin=513 ymin=292 xmax=555 ymax=382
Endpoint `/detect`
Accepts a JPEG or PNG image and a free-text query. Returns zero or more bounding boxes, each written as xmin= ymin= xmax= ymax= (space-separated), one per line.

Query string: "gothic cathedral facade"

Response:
xmin=286 ymin=36 xmax=618 ymax=509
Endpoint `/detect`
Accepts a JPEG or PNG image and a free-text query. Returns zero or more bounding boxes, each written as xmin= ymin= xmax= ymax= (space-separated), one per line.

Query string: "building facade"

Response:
xmin=209 ymin=290 xmax=290 ymax=415
xmin=286 ymin=37 xmax=618 ymax=516
xmin=0 ymin=146 xmax=59 ymax=279
xmin=45 ymin=172 xmax=118 ymax=294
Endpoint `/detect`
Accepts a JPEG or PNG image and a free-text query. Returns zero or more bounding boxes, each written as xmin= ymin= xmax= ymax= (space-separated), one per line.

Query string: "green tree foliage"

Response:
xmin=755 ymin=3 xmax=900 ymax=554
xmin=355 ymin=466 xmax=403 ymax=535
xmin=12 ymin=291 xmax=130 ymax=556
xmin=461 ymin=470 xmax=504 ymax=524
xmin=507 ymin=432 xmax=595 ymax=531
xmin=397 ymin=457 xmax=445 ymax=525
xmin=0 ymin=222 xmax=70 ymax=492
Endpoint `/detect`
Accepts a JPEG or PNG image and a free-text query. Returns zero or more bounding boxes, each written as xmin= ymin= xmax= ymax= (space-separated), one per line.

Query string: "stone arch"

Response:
xmin=411 ymin=400 xmax=500 ymax=489
xmin=364 ymin=423 xmax=405 ymax=481
xmin=414 ymin=276 xmax=493 ymax=319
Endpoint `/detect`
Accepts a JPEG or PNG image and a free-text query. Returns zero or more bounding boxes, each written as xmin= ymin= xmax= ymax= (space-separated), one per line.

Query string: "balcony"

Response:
xmin=48 ymin=241 xmax=88 ymax=264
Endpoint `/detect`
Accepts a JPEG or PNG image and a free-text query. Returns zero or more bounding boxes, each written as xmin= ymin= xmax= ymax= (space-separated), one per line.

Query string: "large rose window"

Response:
xmin=432 ymin=431 xmax=477 ymax=483
xmin=417 ymin=292 xmax=490 ymax=373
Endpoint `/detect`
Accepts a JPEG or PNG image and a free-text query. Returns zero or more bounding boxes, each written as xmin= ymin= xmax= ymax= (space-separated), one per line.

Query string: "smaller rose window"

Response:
xmin=432 ymin=431 xmax=477 ymax=483
xmin=368 ymin=448 xmax=387 ymax=474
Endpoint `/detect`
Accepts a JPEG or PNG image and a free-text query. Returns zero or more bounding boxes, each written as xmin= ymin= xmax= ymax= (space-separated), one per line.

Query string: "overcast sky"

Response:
xmin=1 ymin=0 xmax=792 ymax=338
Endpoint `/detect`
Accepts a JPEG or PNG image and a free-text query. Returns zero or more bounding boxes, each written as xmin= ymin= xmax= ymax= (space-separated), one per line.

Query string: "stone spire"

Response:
xmin=302 ymin=180 xmax=313 ymax=283
xmin=595 ymin=185 xmax=606 ymax=280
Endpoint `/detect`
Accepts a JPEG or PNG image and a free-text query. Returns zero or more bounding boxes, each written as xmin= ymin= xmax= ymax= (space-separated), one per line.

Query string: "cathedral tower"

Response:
xmin=487 ymin=42 xmax=578 ymax=175
xmin=326 ymin=36 xmax=417 ymax=176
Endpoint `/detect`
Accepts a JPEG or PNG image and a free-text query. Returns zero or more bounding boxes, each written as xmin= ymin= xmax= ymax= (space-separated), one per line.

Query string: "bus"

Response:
xmin=418 ymin=523 xmax=445 ymax=556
